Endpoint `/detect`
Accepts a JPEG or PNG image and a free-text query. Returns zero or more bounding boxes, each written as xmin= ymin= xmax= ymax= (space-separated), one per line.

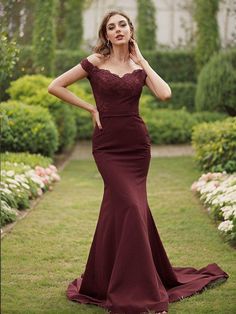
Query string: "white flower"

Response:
xmin=0 ymin=188 xmax=12 ymax=194
xmin=221 ymin=205 xmax=236 ymax=220
xmin=21 ymin=183 xmax=30 ymax=190
xmin=8 ymin=183 xmax=18 ymax=189
xmin=6 ymin=170 xmax=15 ymax=177
xmin=218 ymin=220 xmax=234 ymax=232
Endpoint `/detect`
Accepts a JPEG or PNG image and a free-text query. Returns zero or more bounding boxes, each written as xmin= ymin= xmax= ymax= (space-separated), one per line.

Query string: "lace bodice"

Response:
xmin=80 ymin=57 xmax=147 ymax=115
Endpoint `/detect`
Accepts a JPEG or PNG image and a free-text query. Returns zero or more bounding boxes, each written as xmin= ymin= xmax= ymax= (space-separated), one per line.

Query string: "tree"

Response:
xmin=32 ymin=0 xmax=56 ymax=76
xmin=136 ymin=0 xmax=157 ymax=50
xmin=0 ymin=31 xmax=20 ymax=101
xmin=194 ymin=0 xmax=220 ymax=74
xmin=64 ymin=0 xmax=84 ymax=50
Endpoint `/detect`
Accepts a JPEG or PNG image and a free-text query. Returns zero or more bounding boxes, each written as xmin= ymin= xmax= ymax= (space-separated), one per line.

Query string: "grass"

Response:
xmin=2 ymin=156 xmax=235 ymax=314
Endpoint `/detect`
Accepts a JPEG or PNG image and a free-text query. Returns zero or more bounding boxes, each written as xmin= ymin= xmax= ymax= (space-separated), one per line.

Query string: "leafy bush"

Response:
xmin=195 ymin=52 xmax=236 ymax=116
xmin=7 ymin=75 xmax=77 ymax=151
xmin=192 ymin=117 xmax=236 ymax=173
xmin=1 ymin=100 xmax=59 ymax=157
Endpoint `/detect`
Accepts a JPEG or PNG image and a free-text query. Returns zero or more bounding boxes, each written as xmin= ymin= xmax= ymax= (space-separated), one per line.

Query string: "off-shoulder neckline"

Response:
xmin=84 ymin=57 xmax=145 ymax=79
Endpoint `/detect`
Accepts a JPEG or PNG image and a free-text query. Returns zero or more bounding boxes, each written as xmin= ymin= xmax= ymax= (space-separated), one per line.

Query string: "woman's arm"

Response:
xmin=47 ymin=62 xmax=97 ymax=114
xmin=48 ymin=56 xmax=104 ymax=129
xmin=140 ymin=59 xmax=172 ymax=101
xmin=129 ymin=39 xmax=172 ymax=101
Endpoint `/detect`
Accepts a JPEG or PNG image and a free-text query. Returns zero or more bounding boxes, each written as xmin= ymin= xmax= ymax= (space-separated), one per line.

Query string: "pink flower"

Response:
xmin=49 ymin=165 xmax=57 ymax=172
xmin=51 ymin=173 xmax=60 ymax=181
xmin=191 ymin=182 xmax=198 ymax=192
xmin=35 ymin=166 xmax=46 ymax=176
xmin=42 ymin=176 xmax=49 ymax=185
xmin=45 ymin=168 xmax=53 ymax=175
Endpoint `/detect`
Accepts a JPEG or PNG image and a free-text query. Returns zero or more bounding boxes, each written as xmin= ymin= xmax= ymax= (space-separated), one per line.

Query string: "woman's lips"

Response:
xmin=116 ymin=35 xmax=124 ymax=40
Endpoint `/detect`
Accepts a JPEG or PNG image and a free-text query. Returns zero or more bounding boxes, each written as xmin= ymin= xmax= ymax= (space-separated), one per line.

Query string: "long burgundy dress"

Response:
xmin=66 ymin=57 xmax=229 ymax=314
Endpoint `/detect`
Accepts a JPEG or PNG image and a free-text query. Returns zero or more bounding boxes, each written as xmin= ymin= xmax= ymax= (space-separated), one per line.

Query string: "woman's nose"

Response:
xmin=115 ymin=26 xmax=121 ymax=32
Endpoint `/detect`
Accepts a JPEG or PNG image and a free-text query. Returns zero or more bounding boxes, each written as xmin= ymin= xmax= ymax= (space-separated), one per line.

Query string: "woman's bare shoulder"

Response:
xmin=87 ymin=53 xmax=108 ymax=67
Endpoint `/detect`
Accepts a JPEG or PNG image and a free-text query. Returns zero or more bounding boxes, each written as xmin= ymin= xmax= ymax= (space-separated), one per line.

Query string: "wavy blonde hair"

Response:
xmin=93 ymin=10 xmax=135 ymax=56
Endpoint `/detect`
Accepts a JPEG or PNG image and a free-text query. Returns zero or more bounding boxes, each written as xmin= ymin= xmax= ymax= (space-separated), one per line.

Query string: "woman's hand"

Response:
xmin=91 ymin=107 xmax=103 ymax=130
xmin=129 ymin=38 xmax=145 ymax=66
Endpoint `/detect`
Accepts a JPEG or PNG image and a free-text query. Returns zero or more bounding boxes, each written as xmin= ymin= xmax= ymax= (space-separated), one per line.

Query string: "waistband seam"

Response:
xmin=98 ymin=112 xmax=139 ymax=117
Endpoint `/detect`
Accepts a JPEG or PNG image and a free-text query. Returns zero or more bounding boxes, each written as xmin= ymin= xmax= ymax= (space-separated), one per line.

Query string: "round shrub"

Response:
xmin=192 ymin=117 xmax=236 ymax=173
xmin=7 ymin=75 xmax=77 ymax=151
xmin=1 ymin=100 xmax=59 ymax=157
xmin=195 ymin=52 xmax=236 ymax=116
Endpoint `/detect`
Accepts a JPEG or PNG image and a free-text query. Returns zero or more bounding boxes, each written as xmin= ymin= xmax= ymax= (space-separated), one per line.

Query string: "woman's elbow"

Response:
xmin=48 ymin=82 xmax=57 ymax=94
xmin=160 ymin=86 xmax=172 ymax=101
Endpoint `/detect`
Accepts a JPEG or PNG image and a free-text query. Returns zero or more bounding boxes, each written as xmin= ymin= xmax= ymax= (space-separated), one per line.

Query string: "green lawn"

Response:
xmin=2 ymin=156 xmax=235 ymax=313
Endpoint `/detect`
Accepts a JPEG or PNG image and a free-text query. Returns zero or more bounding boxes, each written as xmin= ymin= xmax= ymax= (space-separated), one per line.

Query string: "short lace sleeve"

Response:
xmin=80 ymin=58 xmax=94 ymax=78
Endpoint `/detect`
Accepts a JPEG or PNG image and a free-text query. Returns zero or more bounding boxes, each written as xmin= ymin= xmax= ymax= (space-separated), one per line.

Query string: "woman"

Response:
xmin=48 ymin=10 xmax=229 ymax=314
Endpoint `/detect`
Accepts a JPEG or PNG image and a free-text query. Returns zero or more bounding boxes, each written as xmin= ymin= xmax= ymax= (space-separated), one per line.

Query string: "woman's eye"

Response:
xmin=108 ymin=23 xmax=127 ymax=30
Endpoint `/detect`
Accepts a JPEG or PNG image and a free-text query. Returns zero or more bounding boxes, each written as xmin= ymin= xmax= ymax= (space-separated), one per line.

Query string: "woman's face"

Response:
xmin=105 ymin=14 xmax=132 ymax=46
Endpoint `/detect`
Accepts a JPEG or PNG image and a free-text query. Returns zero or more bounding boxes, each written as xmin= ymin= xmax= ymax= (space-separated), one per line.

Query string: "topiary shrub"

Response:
xmin=195 ymin=52 xmax=236 ymax=116
xmin=1 ymin=100 xmax=59 ymax=157
xmin=192 ymin=117 xmax=236 ymax=173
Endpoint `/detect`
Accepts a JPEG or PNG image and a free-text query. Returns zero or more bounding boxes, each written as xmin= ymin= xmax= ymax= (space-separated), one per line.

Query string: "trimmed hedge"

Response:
xmin=12 ymin=46 xmax=236 ymax=87
xmin=142 ymin=49 xmax=197 ymax=82
xmin=143 ymin=82 xmax=196 ymax=112
xmin=192 ymin=117 xmax=236 ymax=173
xmin=139 ymin=99 xmax=226 ymax=144
xmin=14 ymin=46 xmax=86 ymax=78
xmin=15 ymin=47 xmax=197 ymax=82
xmin=1 ymin=101 xmax=59 ymax=157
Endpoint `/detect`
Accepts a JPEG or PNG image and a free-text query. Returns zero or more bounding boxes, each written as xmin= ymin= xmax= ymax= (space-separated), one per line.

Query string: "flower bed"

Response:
xmin=1 ymin=160 xmax=60 ymax=229
xmin=191 ymin=172 xmax=236 ymax=246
